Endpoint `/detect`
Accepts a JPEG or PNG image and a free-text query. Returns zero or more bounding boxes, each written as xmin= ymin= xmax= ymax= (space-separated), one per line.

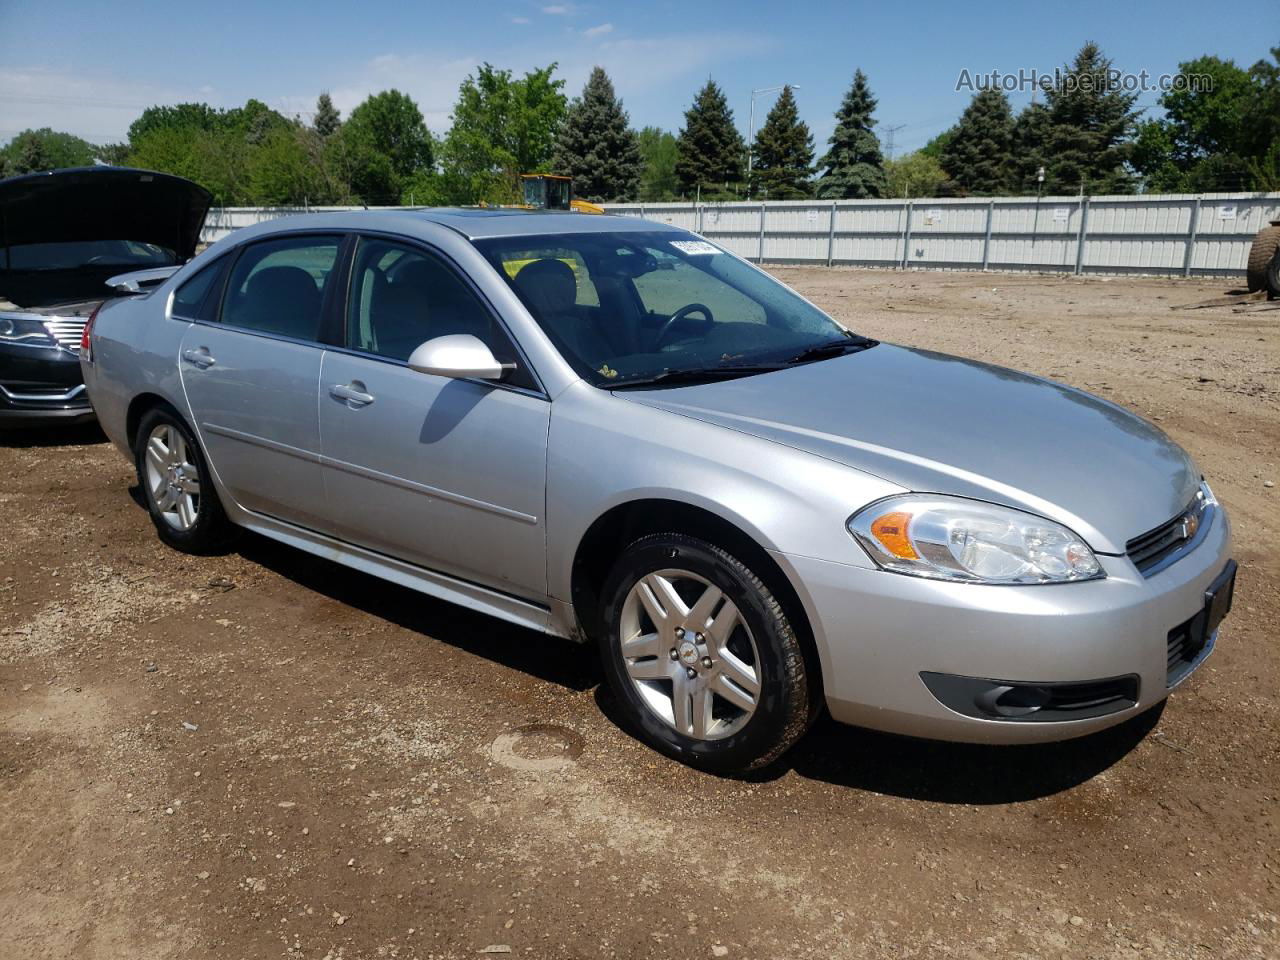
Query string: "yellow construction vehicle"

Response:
xmin=519 ymin=174 xmax=604 ymax=214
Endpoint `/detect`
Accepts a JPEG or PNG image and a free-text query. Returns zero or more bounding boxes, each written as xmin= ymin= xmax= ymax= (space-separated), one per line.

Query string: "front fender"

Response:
xmin=545 ymin=381 xmax=903 ymax=602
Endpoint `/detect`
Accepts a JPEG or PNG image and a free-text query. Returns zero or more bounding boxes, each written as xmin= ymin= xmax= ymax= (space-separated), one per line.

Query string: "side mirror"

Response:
xmin=406 ymin=334 xmax=512 ymax=381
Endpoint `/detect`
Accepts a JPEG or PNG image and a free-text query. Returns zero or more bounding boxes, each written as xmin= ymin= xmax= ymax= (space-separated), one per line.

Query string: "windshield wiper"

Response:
xmin=786 ymin=334 xmax=878 ymax=365
xmin=609 ymin=363 xmax=786 ymax=390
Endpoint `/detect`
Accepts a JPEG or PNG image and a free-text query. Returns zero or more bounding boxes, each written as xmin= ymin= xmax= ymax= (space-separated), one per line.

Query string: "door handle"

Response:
xmin=329 ymin=382 xmax=375 ymax=407
xmin=182 ymin=348 xmax=216 ymax=369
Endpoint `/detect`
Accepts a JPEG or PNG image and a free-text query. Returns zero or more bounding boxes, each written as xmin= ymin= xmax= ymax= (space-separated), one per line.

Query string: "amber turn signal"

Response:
xmin=869 ymin=511 xmax=919 ymax=560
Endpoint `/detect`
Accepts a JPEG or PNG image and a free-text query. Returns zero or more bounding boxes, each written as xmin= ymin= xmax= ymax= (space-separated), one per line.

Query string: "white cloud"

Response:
xmin=276 ymin=52 xmax=481 ymax=134
xmin=541 ymin=4 xmax=570 ymax=14
xmin=511 ymin=15 xmax=530 ymax=24
xmin=583 ymin=23 xmax=613 ymax=38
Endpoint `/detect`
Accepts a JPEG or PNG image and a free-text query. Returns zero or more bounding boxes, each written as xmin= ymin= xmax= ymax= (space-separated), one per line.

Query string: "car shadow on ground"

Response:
xmin=592 ymin=680 xmax=1163 ymax=803
xmin=778 ymin=703 xmax=1165 ymax=804
xmin=234 ymin=531 xmax=601 ymax=694
xmin=0 ymin=423 xmax=107 ymax=448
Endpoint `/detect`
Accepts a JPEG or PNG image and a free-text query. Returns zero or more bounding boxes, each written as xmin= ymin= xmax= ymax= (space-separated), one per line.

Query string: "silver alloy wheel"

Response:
xmin=618 ymin=569 xmax=761 ymax=740
xmin=143 ymin=423 xmax=201 ymax=531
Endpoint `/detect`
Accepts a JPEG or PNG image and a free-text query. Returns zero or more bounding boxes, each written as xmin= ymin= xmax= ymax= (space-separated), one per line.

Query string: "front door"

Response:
xmin=180 ymin=233 xmax=343 ymax=531
xmin=317 ymin=236 xmax=549 ymax=601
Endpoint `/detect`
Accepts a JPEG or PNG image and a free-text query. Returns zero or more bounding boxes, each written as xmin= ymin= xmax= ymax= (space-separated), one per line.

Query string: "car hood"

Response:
xmin=0 ymin=167 xmax=211 ymax=307
xmin=620 ymin=344 xmax=1198 ymax=554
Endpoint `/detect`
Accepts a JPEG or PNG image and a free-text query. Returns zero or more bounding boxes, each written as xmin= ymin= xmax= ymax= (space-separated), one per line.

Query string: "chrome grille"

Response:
xmin=1127 ymin=489 xmax=1209 ymax=576
xmin=41 ymin=317 xmax=88 ymax=351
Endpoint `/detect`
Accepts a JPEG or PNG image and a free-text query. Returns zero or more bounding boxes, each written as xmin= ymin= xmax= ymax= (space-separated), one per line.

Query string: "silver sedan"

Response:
xmin=80 ymin=209 xmax=1234 ymax=772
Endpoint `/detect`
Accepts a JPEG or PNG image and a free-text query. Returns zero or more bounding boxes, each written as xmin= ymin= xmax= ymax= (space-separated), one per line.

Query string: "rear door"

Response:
xmin=317 ymin=234 xmax=550 ymax=600
xmin=179 ymin=233 xmax=343 ymax=531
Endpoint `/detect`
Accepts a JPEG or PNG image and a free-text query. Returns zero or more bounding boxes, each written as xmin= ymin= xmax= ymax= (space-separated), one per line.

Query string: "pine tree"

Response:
xmin=551 ymin=67 xmax=642 ymax=202
xmin=314 ymin=93 xmax=341 ymax=138
xmin=1042 ymin=42 xmax=1140 ymax=194
xmin=939 ymin=89 xmax=1016 ymax=196
xmin=674 ymin=80 xmax=746 ymax=199
xmin=750 ymin=85 xmax=814 ymax=199
xmin=816 ymin=70 xmax=886 ymax=199
xmin=1012 ymin=100 xmax=1052 ymax=193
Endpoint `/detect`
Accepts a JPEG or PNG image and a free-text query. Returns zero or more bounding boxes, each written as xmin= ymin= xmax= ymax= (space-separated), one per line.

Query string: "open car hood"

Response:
xmin=0 ymin=167 xmax=212 ymax=307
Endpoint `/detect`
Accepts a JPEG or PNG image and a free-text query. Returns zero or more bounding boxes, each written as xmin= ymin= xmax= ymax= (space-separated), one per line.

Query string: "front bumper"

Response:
xmin=775 ymin=501 xmax=1233 ymax=744
xmin=0 ymin=341 xmax=94 ymax=427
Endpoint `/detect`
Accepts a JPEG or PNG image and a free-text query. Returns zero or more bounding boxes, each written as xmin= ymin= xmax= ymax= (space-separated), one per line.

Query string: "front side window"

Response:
xmin=346 ymin=237 xmax=526 ymax=380
xmin=474 ymin=231 xmax=864 ymax=386
xmin=221 ymin=235 xmax=341 ymax=341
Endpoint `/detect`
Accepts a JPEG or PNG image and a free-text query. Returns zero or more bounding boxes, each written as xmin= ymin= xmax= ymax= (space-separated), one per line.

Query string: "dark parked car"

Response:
xmin=0 ymin=167 xmax=210 ymax=427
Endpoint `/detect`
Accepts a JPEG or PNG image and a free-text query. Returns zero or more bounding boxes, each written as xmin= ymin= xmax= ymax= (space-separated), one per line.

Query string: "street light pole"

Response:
xmin=747 ymin=84 xmax=799 ymax=200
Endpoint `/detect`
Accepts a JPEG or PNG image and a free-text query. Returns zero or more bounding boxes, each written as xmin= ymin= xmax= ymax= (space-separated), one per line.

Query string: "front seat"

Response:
xmin=512 ymin=259 xmax=612 ymax=366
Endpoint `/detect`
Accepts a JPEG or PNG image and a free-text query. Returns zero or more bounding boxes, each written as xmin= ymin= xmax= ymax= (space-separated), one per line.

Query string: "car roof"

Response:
xmin=230 ymin=208 xmax=686 ymax=243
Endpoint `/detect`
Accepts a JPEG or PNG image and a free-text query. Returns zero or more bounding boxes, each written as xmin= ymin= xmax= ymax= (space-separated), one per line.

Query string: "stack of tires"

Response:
xmin=1247 ymin=220 xmax=1280 ymax=298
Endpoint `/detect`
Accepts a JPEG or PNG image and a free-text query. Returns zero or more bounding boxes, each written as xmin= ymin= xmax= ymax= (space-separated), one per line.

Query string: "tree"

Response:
xmin=884 ymin=151 xmax=948 ymax=198
xmin=749 ymin=85 xmax=813 ymax=199
xmin=127 ymin=125 xmax=249 ymax=204
xmin=939 ymin=89 xmax=1015 ymax=195
xmin=1040 ymin=42 xmax=1140 ymax=194
xmin=248 ymin=126 xmax=326 ymax=205
xmin=437 ymin=63 xmax=567 ymax=204
xmin=339 ymin=89 xmax=434 ymax=204
xmin=1132 ymin=53 xmax=1274 ymax=192
xmin=1011 ymin=101 xmax=1052 ymax=193
xmin=815 ymin=70 xmax=886 ymax=199
xmin=314 ymin=92 xmax=341 ymax=138
xmin=919 ymin=128 xmax=954 ymax=160
xmin=674 ymin=80 xmax=746 ymax=199
xmin=127 ymin=102 xmax=222 ymax=145
xmin=637 ymin=127 xmax=679 ymax=201
xmin=552 ymin=67 xmax=642 ymax=202
xmin=0 ymin=128 xmax=98 ymax=176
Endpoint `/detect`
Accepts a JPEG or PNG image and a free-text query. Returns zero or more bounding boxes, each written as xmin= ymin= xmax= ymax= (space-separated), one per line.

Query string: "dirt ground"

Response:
xmin=2 ymin=268 xmax=1277 ymax=960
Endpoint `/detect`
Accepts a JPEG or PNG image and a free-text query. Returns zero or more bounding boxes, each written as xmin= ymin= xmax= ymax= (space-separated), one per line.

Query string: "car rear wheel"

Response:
xmin=598 ymin=533 xmax=812 ymax=773
xmin=134 ymin=406 xmax=236 ymax=553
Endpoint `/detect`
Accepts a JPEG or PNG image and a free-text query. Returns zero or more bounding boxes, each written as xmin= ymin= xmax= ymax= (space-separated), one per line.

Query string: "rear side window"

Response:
xmin=171 ymin=258 xmax=226 ymax=320
xmin=221 ymin=235 xmax=341 ymax=342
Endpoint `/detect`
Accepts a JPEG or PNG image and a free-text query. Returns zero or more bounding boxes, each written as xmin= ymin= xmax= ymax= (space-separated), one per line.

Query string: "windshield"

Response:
xmin=474 ymin=231 xmax=863 ymax=386
xmin=3 ymin=239 xmax=177 ymax=272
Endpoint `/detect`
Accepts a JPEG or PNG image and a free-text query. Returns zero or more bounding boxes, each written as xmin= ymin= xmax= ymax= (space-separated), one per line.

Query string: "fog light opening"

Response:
xmin=977 ymin=684 xmax=1051 ymax=718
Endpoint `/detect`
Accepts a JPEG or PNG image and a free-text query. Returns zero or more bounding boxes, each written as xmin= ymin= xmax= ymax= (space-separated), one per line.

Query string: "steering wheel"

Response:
xmin=654 ymin=302 xmax=714 ymax=349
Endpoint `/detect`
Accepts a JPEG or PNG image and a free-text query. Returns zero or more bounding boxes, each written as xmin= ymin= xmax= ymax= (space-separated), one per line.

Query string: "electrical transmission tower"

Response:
xmin=883 ymin=124 xmax=906 ymax=161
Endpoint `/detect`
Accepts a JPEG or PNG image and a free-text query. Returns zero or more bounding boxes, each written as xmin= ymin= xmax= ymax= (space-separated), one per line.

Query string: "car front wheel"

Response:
xmin=598 ymin=533 xmax=813 ymax=773
xmin=134 ymin=406 xmax=237 ymax=553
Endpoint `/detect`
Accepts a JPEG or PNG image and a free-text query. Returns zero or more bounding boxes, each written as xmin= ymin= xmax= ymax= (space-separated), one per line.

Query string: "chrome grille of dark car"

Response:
xmin=1126 ymin=490 xmax=1208 ymax=576
xmin=41 ymin=318 xmax=88 ymax=351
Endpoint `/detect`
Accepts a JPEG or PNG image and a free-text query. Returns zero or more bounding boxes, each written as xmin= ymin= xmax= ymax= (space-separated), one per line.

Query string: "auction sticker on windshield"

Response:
xmin=670 ymin=240 xmax=721 ymax=255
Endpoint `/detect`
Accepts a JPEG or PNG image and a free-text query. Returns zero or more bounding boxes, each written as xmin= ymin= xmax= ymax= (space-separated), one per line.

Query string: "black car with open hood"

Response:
xmin=0 ymin=167 xmax=211 ymax=427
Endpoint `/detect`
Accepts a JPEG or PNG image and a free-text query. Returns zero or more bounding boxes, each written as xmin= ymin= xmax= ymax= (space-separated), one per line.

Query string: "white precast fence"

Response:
xmin=604 ymin=193 xmax=1280 ymax=277
xmin=202 ymin=193 xmax=1280 ymax=278
xmin=200 ymin=205 xmax=411 ymax=245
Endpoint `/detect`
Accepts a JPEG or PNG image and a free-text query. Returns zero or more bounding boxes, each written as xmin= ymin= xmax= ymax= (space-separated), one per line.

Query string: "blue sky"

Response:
xmin=1 ymin=0 xmax=1276 ymax=153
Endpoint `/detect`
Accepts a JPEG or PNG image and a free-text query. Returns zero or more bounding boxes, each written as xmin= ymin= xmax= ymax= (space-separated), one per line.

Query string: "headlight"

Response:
xmin=848 ymin=495 xmax=1103 ymax=584
xmin=0 ymin=316 xmax=57 ymax=346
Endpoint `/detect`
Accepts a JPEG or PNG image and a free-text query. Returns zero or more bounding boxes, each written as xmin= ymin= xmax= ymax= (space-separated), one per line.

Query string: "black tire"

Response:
xmin=597 ymin=533 xmax=812 ymax=773
xmin=1246 ymin=226 xmax=1280 ymax=293
xmin=1268 ymin=250 xmax=1280 ymax=300
xmin=133 ymin=405 xmax=237 ymax=554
